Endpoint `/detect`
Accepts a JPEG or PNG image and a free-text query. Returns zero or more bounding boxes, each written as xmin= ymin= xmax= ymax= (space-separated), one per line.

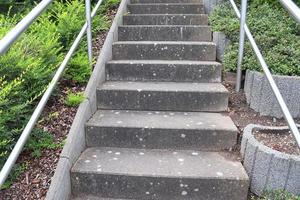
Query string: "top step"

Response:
xmin=127 ymin=3 xmax=204 ymax=14
xmin=131 ymin=0 xmax=203 ymax=3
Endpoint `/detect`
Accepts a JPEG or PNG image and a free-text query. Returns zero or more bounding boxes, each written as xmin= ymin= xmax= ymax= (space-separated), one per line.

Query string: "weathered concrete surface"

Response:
xmin=71 ymin=147 xmax=249 ymax=200
xmin=244 ymin=70 xmax=300 ymax=118
xmin=97 ymin=81 xmax=228 ymax=111
xmin=118 ymin=25 xmax=212 ymax=41
xmin=123 ymin=14 xmax=209 ymax=25
xmin=86 ymin=110 xmax=237 ymax=150
xmin=106 ymin=60 xmax=221 ymax=82
xmin=204 ymin=0 xmax=225 ymax=15
xmin=213 ymin=32 xmax=230 ymax=62
xmin=112 ymin=41 xmax=216 ymax=61
xmin=131 ymin=0 xmax=203 ymax=3
xmin=241 ymin=124 xmax=300 ymax=196
xmin=128 ymin=3 xmax=204 ymax=14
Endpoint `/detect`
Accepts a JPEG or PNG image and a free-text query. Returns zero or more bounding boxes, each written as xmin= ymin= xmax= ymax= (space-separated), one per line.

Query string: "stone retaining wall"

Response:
xmin=241 ymin=124 xmax=300 ymax=196
xmin=244 ymin=70 xmax=300 ymax=118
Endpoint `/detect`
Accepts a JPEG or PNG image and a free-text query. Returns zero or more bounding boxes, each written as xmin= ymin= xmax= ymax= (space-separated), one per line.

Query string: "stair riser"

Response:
xmin=128 ymin=4 xmax=204 ymax=14
xmin=131 ymin=0 xmax=203 ymax=3
xmin=112 ymin=43 xmax=216 ymax=61
xmin=71 ymin=173 xmax=249 ymax=200
xmin=118 ymin=26 xmax=211 ymax=41
xmin=97 ymin=90 xmax=228 ymax=111
xmin=86 ymin=126 xmax=236 ymax=150
xmin=123 ymin=15 xmax=208 ymax=25
xmin=106 ymin=62 xmax=221 ymax=82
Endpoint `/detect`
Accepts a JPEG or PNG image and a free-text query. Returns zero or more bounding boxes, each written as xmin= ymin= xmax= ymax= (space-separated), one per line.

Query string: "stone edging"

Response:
xmin=241 ymin=124 xmax=300 ymax=196
xmin=244 ymin=70 xmax=300 ymax=118
xmin=45 ymin=0 xmax=130 ymax=199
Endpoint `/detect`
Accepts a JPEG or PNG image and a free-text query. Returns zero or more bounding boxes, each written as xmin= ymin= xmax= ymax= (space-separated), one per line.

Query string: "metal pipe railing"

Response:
xmin=0 ymin=0 xmax=53 ymax=55
xmin=229 ymin=0 xmax=300 ymax=148
xmin=279 ymin=0 xmax=300 ymax=23
xmin=0 ymin=0 xmax=103 ymax=188
xmin=235 ymin=0 xmax=247 ymax=92
xmin=85 ymin=0 xmax=93 ymax=64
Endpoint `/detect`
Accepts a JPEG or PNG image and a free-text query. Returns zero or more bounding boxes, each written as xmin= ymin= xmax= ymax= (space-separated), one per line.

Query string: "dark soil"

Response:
xmin=254 ymin=130 xmax=300 ymax=156
xmin=224 ymin=72 xmax=300 ymax=200
xmin=0 ymin=7 xmax=117 ymax=200
xmin=223 ymin=72 xmax=300 ymax=152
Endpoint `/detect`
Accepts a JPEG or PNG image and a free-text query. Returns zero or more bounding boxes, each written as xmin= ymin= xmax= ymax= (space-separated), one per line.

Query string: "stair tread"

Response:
xmin=87 ymin=110 xmax=237 ymax=131
xmin=113 ymin=41 xmax=214 ymax=45
xmin=128 ymin=3 xmax=204 ymax=5
xmin=107 ymin=59 xmax=220 ymax=65
xmin=73 ymin=196 xmax=131 ymax=200
xmin=98 ymin=81 xmax=227 ymax=93
xmin=119 ymin=25 xmax=210 ymax=27
xmin=72 ymin=147 xmax=248 ymax=179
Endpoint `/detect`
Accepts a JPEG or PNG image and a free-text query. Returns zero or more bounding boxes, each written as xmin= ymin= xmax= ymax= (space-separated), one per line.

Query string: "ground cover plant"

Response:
xmin=0 ymin=0 xmax=118 ymax=188
xmin=209 ymin=0 xmax=300 ymax=76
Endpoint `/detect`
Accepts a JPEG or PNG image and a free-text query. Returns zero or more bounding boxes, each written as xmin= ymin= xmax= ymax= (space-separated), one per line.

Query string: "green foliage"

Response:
xmin=26 ymin=129 xmax=60 ymax=158
xmin=209 ymin=1 xmax=300 ymax=76
xmin=0 ymin=0 xmax=118 ymax=187
xmin=257 ymin=189 xmax=300 ymax=200
xmin=0 ymin=162 xmax=28 ymax=189
xmin=65 ymin=92 xmax=85 ymax=107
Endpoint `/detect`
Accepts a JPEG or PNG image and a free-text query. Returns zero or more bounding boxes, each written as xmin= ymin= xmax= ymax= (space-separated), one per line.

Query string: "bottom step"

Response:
xmin=72 ymin=196 xmax=131 ymax=200
xmin=71 ymin=147 xmax=249 ymax=200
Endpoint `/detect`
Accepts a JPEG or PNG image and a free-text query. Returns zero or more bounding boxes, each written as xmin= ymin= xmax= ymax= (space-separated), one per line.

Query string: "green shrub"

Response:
xmin=209 ymin=1 xmax=300 ymax=76
xmin=259 ymin=189 xmax=300 ymax=200
xmin=65 ymin=92 xmax=85 ymax=107
xmin=0 ymin=0 xmax=118 ymax=186
xmin=26 ymin=129 xmax=61 ymax=158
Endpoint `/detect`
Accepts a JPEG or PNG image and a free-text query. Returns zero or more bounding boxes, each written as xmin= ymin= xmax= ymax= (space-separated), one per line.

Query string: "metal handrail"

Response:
xmin=279 ymin=0 xmax=300 ymax=23
xmin=231 ymin=0 xmax=300 ymax=148
xmin=0 ymin=0 xmax=53 ymax=55
xmin=0 ymin=0 xmax=102 ymax=187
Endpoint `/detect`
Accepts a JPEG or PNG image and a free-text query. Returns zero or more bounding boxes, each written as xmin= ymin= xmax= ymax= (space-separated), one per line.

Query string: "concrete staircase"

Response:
xmin=71 ymin=0 xmax=249 ymax=199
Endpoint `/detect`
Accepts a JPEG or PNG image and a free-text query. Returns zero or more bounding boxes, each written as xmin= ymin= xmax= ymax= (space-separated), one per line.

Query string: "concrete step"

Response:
xmin=123 ymin=14 xmax=208 ymax=25
xmin=131 ymin=0 xmax=203 ymax=3
xmin=118 ymin=25 xmax=212 ymax=41
xmin=112 ymin=41 xmax=216 ymax=61
xmin=86 ymin=110 xmax=238 ymax=150
xmin=73 ymin=196 xmax=131 ymax=200
xmin=97 ymin=81 xmax=228 ymax=111
xmin=127 ymin=3 xmax=204 ymax=14
xmin=71 ymin=147 xmax=249 ymax=200
xmin=106 ymin=60 xmax=221 ymax=83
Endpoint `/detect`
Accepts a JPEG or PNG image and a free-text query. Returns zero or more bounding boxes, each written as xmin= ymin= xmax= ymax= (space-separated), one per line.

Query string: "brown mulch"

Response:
xmin=254 ymin=130 xmax=300 ymax=156
xmin=0 ymin=7 xmax=117 ymax=200
xmin=224 ymin=72 xmax=300 ymax=200
xmin=223 ymin=72 xmax=300 ymax=152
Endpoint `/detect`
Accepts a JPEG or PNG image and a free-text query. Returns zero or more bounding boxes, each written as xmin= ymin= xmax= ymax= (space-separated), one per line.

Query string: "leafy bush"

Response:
xmin=258 ymin=189 xmax=300 ymax=200
xmin=65 ymin=92 xmax=85 ymax=107
xmin=0 ymin=0 xmax=119 ymax=177
xmin=209 ymin=1 xmax=300 ymax=76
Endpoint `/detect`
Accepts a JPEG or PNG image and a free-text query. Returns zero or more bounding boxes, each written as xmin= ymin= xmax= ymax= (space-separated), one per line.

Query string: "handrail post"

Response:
xmin=85 ymin=0 xmax=93 ymax=64
xmin=236 ymin=0 xmax=248 ymax=92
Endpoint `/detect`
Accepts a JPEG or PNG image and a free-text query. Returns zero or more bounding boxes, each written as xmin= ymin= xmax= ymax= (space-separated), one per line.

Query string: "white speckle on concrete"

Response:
xmin=181 ymin=191 xmax=187 ymax=195
xmin=216 ymin=172 xmax=224 ymax=176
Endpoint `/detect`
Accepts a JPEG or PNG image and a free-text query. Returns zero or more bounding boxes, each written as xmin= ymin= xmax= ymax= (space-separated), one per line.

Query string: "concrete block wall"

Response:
xmin=244 ymin=70 xmax=300 ymax=118
xmin=241 ymin=124 xmax=300 ymax=196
